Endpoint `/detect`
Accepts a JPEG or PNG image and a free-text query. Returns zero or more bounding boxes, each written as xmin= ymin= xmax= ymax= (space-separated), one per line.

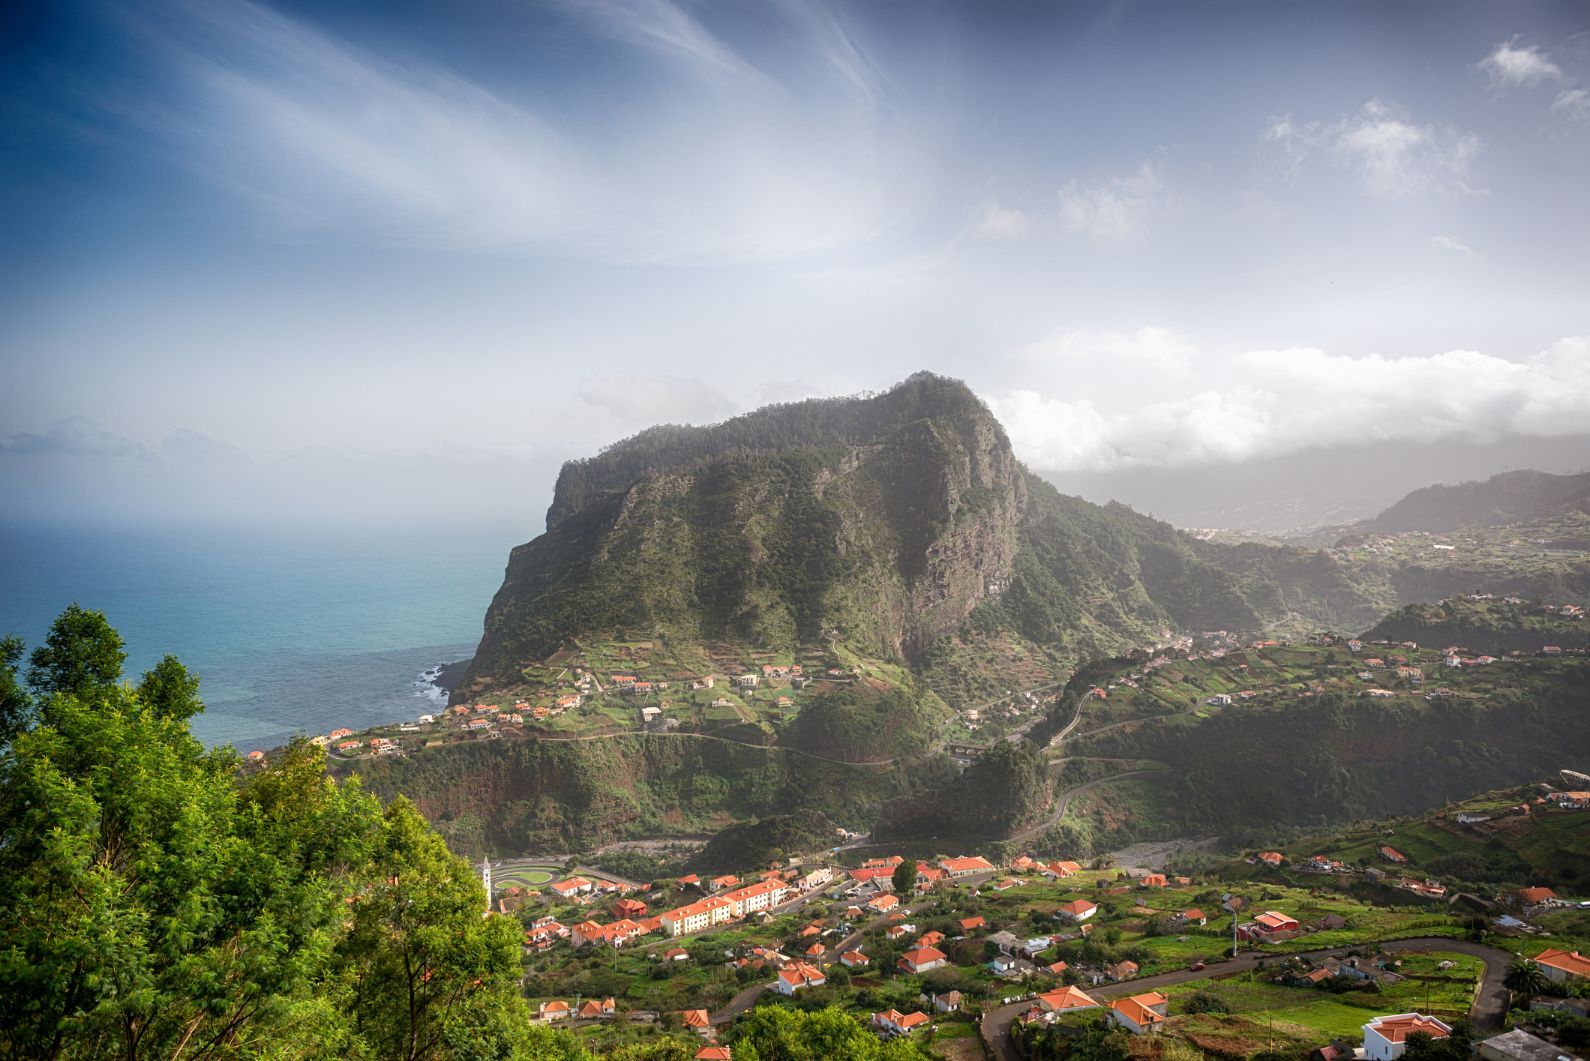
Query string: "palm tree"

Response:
xmin=1503 ymin=956 xmax=1548 ymax=998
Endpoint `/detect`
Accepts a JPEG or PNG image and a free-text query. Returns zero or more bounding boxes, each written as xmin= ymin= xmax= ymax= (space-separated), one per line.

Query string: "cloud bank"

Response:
xmin=987 ymin=336 xmax=1590 ymax=471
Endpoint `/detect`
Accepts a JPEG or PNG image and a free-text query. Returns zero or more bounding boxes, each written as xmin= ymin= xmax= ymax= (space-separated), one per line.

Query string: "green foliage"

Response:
xmin=137 ymin=654 xmax=205 ymax=721
xmin=880 ymin=737 xmax=1050 ymax=839
xmin=0 ymin=607 xmax=579 ymax=1061
xmin=698 ymin=810 xmax=839 ymax=873
xmin=892 ymin=858 xmax=917 ymax=895
xmin=1504 ymin=957 xmax=1550 ymax=997
xmin=0 ymin=634 xmax=30 ymax=746
xmin=725 ymin=1004 xmax=933 ymax=1060
xmin=26 ymin=602 xmax=126 ymax=698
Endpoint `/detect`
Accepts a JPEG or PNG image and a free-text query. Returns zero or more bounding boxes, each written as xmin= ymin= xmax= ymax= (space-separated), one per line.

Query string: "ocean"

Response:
xmin=0 ymin=523 xmax=519 ymax=750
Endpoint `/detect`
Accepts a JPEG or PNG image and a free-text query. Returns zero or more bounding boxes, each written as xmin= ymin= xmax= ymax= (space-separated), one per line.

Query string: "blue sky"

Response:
xmin=2 ymin=0 xmax=1588 ymax=531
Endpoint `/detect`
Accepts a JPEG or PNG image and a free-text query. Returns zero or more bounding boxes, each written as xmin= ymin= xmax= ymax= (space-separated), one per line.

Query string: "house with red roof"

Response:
xmin=680 ymin=1009 xmax=712 ymax=1035
xmin=871 ymin=1010 xmax=930 ymax=1037
xmin=1037 ymin=986 xmax=1099 ymax=1016
xmin=773 ymin=962 xmax=825 ymax=995
xmin=940 ymin=855 xmax=995 ymax=877
xmin=868 ymin=893 xmax=900 ymax=914
xmin=1109 ymin=993 xmax=1168 ymax=1035
xmin=695 ymin=1048 xmax=732 ymax=1061
xmin=537 ymin=1000 xmax=570 ymax=1022
xmin=1059 ymin=899 xmax=1097 ymax=922
xmin=897 ymin=946 xmax=948 ymax=975
xmin=1533 ymin=948 xmax=1590 ymax=985
xmin=840 ymin=950 xmax=869 ymax=968
xmin=1363 ymin=1013 xmax=1452 ymax=1060
xmin=958 ymin=915 xmax=986 ymax=933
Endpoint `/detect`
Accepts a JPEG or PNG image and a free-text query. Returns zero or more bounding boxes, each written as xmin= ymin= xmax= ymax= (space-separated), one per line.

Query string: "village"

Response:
xmin=473 ymin=834 xmax=1590 ymax=1061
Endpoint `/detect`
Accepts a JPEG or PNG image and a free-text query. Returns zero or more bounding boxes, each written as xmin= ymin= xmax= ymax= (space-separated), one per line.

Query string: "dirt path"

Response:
xmin=1007 ymin=768 xmax=1169 ymax=844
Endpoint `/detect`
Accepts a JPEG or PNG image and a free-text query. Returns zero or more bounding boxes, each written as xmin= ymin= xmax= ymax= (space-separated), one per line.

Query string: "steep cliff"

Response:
xmin=460 ymin=373 xmax=1025 ymax=696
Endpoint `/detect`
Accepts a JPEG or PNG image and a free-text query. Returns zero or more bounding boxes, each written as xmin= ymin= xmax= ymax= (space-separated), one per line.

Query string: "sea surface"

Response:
xmin=0 ymin=522 xmax=518 ymax=750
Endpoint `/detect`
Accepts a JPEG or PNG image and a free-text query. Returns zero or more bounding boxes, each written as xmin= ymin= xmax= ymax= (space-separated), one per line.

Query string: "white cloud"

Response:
xmin=986 ymin=338 xmax=1590 ymax=471
xmin=576 ymin=374 xmax=738 ymax=425
xmin=1478 ymin=37 xmax=1564 ymax=87
xmin=971 ymin=203 xmax=1033 ymax=241
xmin=1057 ymin=161 xmax=1164 ymax=239
xmin=1266 ymin=100 xmax=1480 ymax=199
xmin=1553 ymin=88 xmax=1590 ymax=120
xmin=1431 ymin=234 xmax=1476 ymax=257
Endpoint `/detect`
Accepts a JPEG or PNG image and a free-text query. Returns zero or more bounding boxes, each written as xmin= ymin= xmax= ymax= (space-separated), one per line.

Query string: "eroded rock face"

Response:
xmin=459 ymin=373 xmax=1025 ymax=696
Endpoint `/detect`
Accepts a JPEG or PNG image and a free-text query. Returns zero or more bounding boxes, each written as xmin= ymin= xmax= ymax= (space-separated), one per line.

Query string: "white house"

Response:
xmin=1109 ymin=993 xmax=1168 ymax=1035
xmin=1362 ymin=1013 xmax=1453 ymax=1061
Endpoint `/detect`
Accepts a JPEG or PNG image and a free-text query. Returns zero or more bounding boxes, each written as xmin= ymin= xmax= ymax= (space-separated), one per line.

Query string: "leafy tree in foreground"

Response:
xmin=725 ymin=1005 xmax=932 ymax=1060
xmin=0 ymin=606 xmax=588 ymax=1061
xmin=0 ymin=634 xmax=30 ymax=746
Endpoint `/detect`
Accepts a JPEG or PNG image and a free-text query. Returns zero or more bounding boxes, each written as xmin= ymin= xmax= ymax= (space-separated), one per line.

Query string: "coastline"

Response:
xmin=420 ymin=658 xmax=472 ymax=699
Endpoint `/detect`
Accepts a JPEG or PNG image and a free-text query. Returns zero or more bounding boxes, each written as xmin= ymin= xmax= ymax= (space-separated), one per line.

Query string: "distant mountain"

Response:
xmin=1356 ymin=469 xmax=1590 ymax=535
xmin=1039 ymin=435 xmax=1590 ymax=535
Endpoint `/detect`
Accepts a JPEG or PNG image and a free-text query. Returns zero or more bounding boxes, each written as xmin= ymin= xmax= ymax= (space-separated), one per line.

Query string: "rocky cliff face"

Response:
xmin=460 ymin=374 xmax=1026 ymax=696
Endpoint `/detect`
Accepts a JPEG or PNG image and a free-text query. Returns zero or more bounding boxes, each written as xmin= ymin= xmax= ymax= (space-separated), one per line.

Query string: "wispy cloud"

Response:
xmin=1057 ymin=161 xmax=1164 ymax=239
xmin=1477 ymin=37 xmax=1564 ymax=87
xmin=1431 ymin=234 xmax=1476 ymax=258
xmin=1266 ymin=100 xmax=1480 ymax=199
xmin=562 ymin=0 xmax=765 ymax=82
xmin=98 ymin=0 xmax=929 ymax=265
xmin=1554 ymin=88 xmax=1590 ymax=121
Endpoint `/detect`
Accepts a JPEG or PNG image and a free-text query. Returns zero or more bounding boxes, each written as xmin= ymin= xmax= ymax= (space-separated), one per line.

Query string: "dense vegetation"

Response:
xmin=345 ymin=729 xmax=932 ymax=857
xmin=695 ymin=809 xmax=841 ymax=873
xmin=1078 ymin=670 xmax=1590 ymax=845
xmin=877 ymin=737 xmax=1051 ymax=840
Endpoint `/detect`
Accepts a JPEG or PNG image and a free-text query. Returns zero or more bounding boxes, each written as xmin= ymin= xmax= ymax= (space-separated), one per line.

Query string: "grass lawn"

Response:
xmin=1161 ymin=952 xmax=1482 ymax=1039
xmin=496 ymin=866 xmax=559 ymax=887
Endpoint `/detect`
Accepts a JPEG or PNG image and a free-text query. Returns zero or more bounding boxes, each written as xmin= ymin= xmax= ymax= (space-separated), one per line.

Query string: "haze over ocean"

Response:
xmin=0 ymin=523 xmax=512 ymax=750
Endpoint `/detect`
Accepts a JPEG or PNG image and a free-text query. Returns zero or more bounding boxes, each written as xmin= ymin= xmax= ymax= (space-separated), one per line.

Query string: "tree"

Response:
xmin=137 ymin=655 xmax=204 ymax=721
xmin=0 ymin=634 xmax=30 ymax=746
xmin=892 ymin=859 xmax=917 ymax=897
xmin=1504 ymin=956 xmax=1549 ymax=998
xmin=0 ymin=606 xmax=588 ymax=1061
xmin=26 ymin=603 xmax=126 ymax=699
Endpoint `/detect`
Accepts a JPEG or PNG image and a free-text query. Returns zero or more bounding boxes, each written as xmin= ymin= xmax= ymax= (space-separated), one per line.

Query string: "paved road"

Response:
xmin=979 ymin=936 xmax=1512 ymax=1061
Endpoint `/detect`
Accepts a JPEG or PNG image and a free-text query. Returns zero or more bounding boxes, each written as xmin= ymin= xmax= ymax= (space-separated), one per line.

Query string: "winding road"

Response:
xmin=978 ymin=936 xmax=1513 ymax=1061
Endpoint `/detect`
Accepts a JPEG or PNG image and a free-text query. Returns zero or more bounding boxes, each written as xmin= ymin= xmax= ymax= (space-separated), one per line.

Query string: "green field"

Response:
xmin=1162 ymin=951 xmax=1482 ymax=1039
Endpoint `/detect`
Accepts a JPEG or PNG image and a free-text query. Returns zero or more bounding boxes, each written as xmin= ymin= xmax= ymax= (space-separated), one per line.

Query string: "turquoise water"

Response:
xmin=0 ymin=523 xmax=518 ymax=750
